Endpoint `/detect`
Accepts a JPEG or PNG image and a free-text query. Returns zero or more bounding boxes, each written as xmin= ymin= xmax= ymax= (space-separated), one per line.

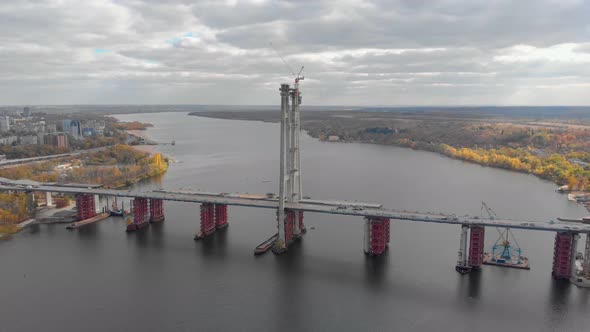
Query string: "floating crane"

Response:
xmin=481 ymin=201 xmax=531 ymax=269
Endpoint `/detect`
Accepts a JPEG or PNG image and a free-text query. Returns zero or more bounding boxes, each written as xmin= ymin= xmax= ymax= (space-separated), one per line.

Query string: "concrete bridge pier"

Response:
xmin=94 ymin=195 xmax=100 ymax=214
xmin=75 ymin=193 xmax=96 ymax=221
xmin=456 ymin=225 xmax=471 ymax=274
xmin=149 ymin=198 xmax=165 ymax=223
xmin=584 ymin=234 xmax=590 ymax=279
xmin=45 ymin=192 xmax=53 ymax=207
xmin=569 ymin=233 xmax=590 ymax=287
xmin=126 ymin=197 xmax=149 ymax=231
xmin=363 ymin=217 xmax=390 ymax=256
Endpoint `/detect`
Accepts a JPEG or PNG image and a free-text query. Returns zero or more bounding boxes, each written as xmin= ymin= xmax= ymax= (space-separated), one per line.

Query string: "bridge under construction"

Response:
xmin=2 ymin=78 xmax=590 ymax=287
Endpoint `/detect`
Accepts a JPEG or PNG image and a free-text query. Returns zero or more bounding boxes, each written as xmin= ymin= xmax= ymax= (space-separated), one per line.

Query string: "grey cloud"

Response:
xmin=0 ymin=0 xmax=589 ymax=106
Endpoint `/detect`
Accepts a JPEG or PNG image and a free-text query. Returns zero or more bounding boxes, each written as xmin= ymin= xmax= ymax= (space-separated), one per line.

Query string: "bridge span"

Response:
xmin=1 ymin=182 xmax=588 ymax=233
xmin=3 ymin=177 xmax=590 ymax=284
xmin=2 ymin=80 xmax=590 ymax=287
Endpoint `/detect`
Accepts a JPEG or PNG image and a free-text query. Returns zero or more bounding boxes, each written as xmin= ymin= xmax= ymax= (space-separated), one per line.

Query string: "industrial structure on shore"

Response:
xmin=2 ymin=79 xmax=590 ymax=288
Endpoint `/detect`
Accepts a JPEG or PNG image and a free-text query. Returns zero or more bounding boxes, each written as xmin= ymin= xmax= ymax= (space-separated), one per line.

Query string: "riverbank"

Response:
xmin=0 ymin=218 xmax=37 ymax=238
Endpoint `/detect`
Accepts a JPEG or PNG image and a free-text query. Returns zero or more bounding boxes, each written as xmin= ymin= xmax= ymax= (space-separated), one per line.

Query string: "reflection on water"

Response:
xmin=455 ymin=271 xmax=482 ymax=303
xmin=364 ymin=252 xmax=389 ymax=288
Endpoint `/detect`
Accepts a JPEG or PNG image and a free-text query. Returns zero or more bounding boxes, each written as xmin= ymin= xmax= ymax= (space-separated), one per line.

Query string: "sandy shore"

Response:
xmin=132 ymin=145 xmax=157 ymax=154
xmin=125 ymin=129 xmax=149 ymax=139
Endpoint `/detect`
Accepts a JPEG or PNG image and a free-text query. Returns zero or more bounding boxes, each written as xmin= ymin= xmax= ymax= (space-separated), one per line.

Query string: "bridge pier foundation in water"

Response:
xmin=272 ymin=209 xmax=306 ymax=254
xmin=455 ymin=225 xmax=486 ymax=274
xmin=468 ymin=225 xmax=485 ymax=270
xmin=194 ymin=203 xmax=229 ymax=240
xmin=127 ymin=197 xmax=149 ymax=231
xmin=363 ymin=216 xmax=390 ymax=256
xmin=552 ymin=232 xmax=576 ymax=280
xmin=75 ymin=193 xmax=96 ymax=221
xmin=149 ymin=198 xmax=165 ymax=223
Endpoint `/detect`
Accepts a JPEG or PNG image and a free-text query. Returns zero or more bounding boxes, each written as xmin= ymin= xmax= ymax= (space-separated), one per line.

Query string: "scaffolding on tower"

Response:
xmin=481 ymin=201 xmax=530 ymax=270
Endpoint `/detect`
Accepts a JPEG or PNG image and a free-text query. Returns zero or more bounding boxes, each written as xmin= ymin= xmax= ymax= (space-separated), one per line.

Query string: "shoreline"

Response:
xmin=189 ymin=113 xmax=589 ymax=213
xmin=125 ymin=129 xmax=149 ymax=140
xmin=188 ymin=113 xmax=572 ymax=186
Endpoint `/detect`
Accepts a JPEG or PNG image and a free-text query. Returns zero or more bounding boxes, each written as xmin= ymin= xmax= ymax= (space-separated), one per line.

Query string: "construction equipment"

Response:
xmin=481 ymin=201 xmax=531 ymax=269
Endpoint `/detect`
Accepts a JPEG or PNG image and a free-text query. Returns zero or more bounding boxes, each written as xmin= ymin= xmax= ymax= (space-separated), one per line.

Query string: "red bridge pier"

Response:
xmin=127 ymin=197 xmax=149 ymax=231
xmin=149 ymin=198 xmax=165 ymax=223
xmin=363 ymin=217 xmax=390 ymax=256
xmin=75 ymin=193 xmax=96 ymax=221
xmin=552 ymin=232 xmax=577 ymax=280
xmin=194 ymin=203 xmax=229 ymax=240
xmin=468 ymin=225 xmax=485 ymax=270
xmin=215 ymin=204 xmax=228 ymax=229
xmin=456 ymin=225 xmax=486 ymax=274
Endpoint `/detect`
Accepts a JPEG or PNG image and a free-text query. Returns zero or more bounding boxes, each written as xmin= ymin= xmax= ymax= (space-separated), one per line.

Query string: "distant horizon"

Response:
xmin=2 ymin=104 xmax=590 ymax=109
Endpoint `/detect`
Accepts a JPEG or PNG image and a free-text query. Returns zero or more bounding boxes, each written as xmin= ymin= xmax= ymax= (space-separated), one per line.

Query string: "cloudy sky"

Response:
xmin=1 ymin=0 xmax=589 ymax=106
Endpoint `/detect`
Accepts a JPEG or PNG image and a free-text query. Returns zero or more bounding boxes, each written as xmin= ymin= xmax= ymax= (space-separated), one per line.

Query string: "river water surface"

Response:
xmin=2 ymin=112 xmax=590 ymax=331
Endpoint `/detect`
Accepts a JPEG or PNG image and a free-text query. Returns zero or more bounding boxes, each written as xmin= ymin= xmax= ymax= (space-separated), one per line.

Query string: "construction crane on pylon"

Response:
xmin=270 ymin=42 xmax=304 ymax=86
xmin=481 ymin=201 xmax=530 ymax=269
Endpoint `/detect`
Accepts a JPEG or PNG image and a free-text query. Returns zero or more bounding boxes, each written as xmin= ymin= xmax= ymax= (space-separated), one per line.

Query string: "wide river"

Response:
xmin=2 ymin=112 xmax=590 ymax=331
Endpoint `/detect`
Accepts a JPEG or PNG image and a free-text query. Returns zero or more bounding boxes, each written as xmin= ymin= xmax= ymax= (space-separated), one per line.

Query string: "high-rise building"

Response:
xmin=62 ymin=120 xmax=71 ymax=132
xmin=0 ymin=116 xmax=9 ymax=132
xmin=61 ymin=120 xmax=82 ymax=138
xmin=47 ymin=133 xmax=68 ymax=148
xmin=23 ymin=107 xmax=31 ymax=117
xmin=70 ymin=120 xmax=81 ymax=138
xmin=37 ymin=133 xmax=45 ymax=145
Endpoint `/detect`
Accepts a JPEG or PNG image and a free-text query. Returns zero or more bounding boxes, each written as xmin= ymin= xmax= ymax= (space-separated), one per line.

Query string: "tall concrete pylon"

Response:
xmin=276 ymin=83 xmax=290 ymax=252
xmin=276 ymin=76 xmax=304 ymax=252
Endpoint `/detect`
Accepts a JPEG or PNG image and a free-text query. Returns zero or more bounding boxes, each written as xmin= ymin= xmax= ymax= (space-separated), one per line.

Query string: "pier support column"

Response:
xmin=94 ymin=195 xmax=100 ymax=214
xmin=45 ymin=192 xmax=53 ymax=207
xmin=75 ymin=194 xmax=96 ymax=221
xmin=584 ymin=234 xmax=590 ymax=279
xmin=149 ymin=198 xmax=165 ymax=223
xmin=194 ymin=203 xmax=215 ymax=240
xmin=272 ymin=209 xmax=298 ymax=254
xmin=288 ymin=210 xmax=305 ymax=240
xmin=298 ymin=211 xmax=306 ymax=234
xmin=214 ymin=204 xmax=228 ymax=229
xmin=552 ymin=232 xmax=574 ymax=279
xmin=285 ymin=210 xmax=295 ymax=245
xmin=127 ymin=197 xmax=149 ymax=231
xmin=275 ymin=208 xmax=287 ymax=253
xmin=456 ymin=225 xmax=471 ymax=274
xmin=293 ymin=209 xmax=301 ymax=237
xmin=468 ymin=225 xmax=485 ymax=270
xmin=364 ymin=217 xmax=390 ymax=256
xmin=570 ymin=233 xmax=580 ymax=281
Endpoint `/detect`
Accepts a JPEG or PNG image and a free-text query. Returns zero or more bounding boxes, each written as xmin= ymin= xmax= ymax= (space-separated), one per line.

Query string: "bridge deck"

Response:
xmin=1 ymin=182 xmax=588 ymax=233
